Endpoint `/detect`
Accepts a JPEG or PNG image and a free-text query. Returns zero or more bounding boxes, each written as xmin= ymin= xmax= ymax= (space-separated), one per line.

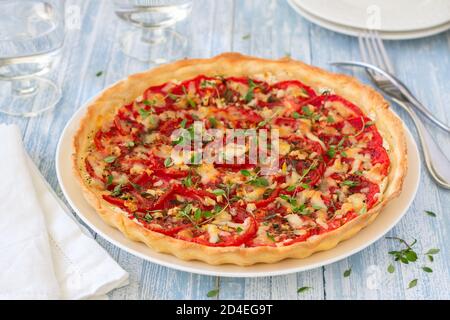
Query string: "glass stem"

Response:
xmin=140 ymin=28 xmax=166 ymax=44
xmin=12 ymin=78 xmax=38 ymax=95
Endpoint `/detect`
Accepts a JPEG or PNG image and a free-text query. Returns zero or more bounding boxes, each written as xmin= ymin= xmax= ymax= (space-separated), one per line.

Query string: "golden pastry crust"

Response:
xmin=73 ymin=53 xmax=407 ymax=266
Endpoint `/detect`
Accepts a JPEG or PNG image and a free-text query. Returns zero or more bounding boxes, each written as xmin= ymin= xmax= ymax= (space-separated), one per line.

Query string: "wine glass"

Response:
xmin=113 ymin=0 xmax=193 ymax=63
xmin=0 ymin=0 xmax=65 ymax=117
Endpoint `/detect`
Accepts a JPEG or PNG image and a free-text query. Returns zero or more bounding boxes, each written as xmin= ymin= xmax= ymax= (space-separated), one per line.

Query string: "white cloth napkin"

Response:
xmin=0 ymin=124 xmax=129 ymax=299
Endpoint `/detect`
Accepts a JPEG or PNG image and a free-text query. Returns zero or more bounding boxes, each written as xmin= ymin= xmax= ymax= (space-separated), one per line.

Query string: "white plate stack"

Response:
xmin=287 ymin=0 xmax=450 ymax=40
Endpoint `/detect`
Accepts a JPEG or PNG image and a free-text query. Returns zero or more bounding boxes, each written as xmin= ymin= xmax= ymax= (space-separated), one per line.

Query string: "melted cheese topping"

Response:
xmin=84 ymin=75 xmax=390 ymax=248
xmin=196 ymin=163 xmax=219 ymax=185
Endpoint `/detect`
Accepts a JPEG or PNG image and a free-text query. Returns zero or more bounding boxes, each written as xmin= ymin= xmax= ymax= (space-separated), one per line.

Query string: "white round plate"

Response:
xmin=295 ymin=0 xmax=450 ymax=32
xmin=288 ymin=0 xmax=450 ymax=40
xmin=56 ymin=93 xmax=420 ymax=277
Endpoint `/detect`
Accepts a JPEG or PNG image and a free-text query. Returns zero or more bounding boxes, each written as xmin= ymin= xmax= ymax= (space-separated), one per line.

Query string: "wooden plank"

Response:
xmin=1 ymin=0 xmax=448 ymax=300
xmin=307 ymin=22 xmax=450 ymax=299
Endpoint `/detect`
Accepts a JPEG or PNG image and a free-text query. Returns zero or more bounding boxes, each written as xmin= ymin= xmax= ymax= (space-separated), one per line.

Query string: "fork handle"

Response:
xmin=399 ymin=86 xmax=450 ymax=134
xmin=393 ymin=98 xmax=450 ymax=189
xmin=332 ymin=62 xmax=450 ymax=134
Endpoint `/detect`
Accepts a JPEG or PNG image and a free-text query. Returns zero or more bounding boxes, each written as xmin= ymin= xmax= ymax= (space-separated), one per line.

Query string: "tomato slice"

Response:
xmin=348 ymin=177 xmax=381 ymax=208
xmin=325 ymin=95 xmax=364 ymax=117
xmin=253 ymin=187 xmax=281 ymax=208
xmin=272 ymin=80 xmax=316 ymax=98
xmin=363 ymin=145 xmax=390 ymax=175
xmin=131 ymin=172 xmax=153 ymax=188
xmin=102 ymin=195 xmax=129 ymax=212
xmin=215 ymin=162 xmax=256 ymax=171
xmin=159 ymin=118 xmax=183 ymax=136
xmin=191 ymin=216 xmax=258 ymax=247
xmin=88 ymin=74 xmax=393 ymax=249
xmin=147 ymin=223 xmax=191 ymax=236
xmin=94 ymin=131 xmax=105 ymax=151
xmin=280 ymin=230 xmax=312 ymax=246
xmin=151 ymin=185 xmax=178 ymax=210
xmin=85 ymin=158 xmax=105 ymax=183
xmin=153 ymin=168 xmax=189 ymax=180
xmin=274 ymin=117 xmax=298 ymax=128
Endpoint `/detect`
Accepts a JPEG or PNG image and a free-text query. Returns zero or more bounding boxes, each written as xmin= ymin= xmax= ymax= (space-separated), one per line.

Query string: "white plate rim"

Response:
xmin=293 ymin=0 xmax=450 ymax=32
xmin=56 ymin=87 xmax=420 ymax=278
xmin=287 ymin=0 xmax=450 ymax=40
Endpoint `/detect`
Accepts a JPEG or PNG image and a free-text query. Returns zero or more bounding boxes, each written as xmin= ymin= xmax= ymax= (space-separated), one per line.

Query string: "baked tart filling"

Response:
xmin=74 ymin=54 xmax=405 ymax=265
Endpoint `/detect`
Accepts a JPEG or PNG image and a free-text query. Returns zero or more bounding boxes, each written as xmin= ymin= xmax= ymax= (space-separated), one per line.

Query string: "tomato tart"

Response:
xmin=73 ymin=53 xmax=406 ymax=265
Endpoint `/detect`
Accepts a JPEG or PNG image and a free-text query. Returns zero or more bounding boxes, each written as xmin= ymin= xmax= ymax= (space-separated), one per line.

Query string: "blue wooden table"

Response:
xmin=1 ymin=0 xmax=448 ymax=299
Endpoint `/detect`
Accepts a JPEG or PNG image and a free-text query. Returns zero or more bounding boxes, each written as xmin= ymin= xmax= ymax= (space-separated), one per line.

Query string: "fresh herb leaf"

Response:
xmin=190 ymin=152 xmax=201 ymax=165
xmin=266 ymin=232 xmax=276 ymax=242
xmin=203 ymin=210 xmax=214 ymax=218
xmin=182 ymin=86 xmax=197 ymax=108
xmin=326 ymin=115 xmax=335 ymax=123
xmin=209 ymin=117 xmax=218 ymax=128
xmin=212 ymin=189 xmax=226 ymax=196
xmin=240 ymin=169 xmax=251 ymax=177
xmin=164 ymin=157 xmax=173 ymax=168
xmin=359 ymin=204 xmax=367 ymax=215
xmin=167 ymin=93 xmax=178 ymax=101
xmin=200 ymin=79 xmax=217 ymax=89
xmin=104 ymin=155 xmax=117 ymax=163
xmin=171 ymin=136 xmax=184 ymax=146
xmin=248 ymin=177 xmax=269 ymax=187
xmin=425 ymin=210 xmax=436 ymax=217
xmin=286 ymin=185 xmax=296 ymax=192
xmin=180 ymin=119 xmax=187 ymax=128
xmin=387 ymin=264 xmax=395 ymax=273
xmin=404 ymin=250 xmax=418 ymax=262
xmin=407 ymin=279 xmax=418 ymax=289
xmin=422 ymin=266 xmax=433 ymax=273
xmin=297 ymin=286 xmax=311 ymax=294
xmin=143 ymin=213 xmax=153 ymax=222
xmin=386 ymin=237 xmax=418 ymax=264
xmin=242 ymin=34 xmax=251 ymax=40
xmin=257 ymin=120 xmax=267 ymax=128
xmin=187 ymin=97 xmax=196 ymax=108
xmin=236 ymin=226 xmax=243 ymax=233
xmin=125 ymin=141 xmax=135 ymax=148
xmin=292 ymin=111 xmax=301 ymax=119
xmin=182 ymin=174 xmax=193 ymax=187
xmin=279 ymin=194 xmax=294 ymax=203
xmin=194 ymin=208 xmax=202 ymax=221
xmin=343 ymin=268 xmax=352 ymax=277
xmin=111 ymin=184 xmax=122 ymax=197
xmin=207 ymin=289 xmax=219 ymax=298
xmin=179 ymin=204 xmax=193 ymax=219
xmin=139 ymin=108 xmax=151 ymax=119
xmin=426 ymin=248 xmax=440 ymax=255
xmin=244 ymin=79 xmax=257 ymax=103
xmin=302 ymin=105 xmax=313 ymax=116
xmin=142 ymin=99 xmax=155 ymax=106
xmin=106 ymin=175 xmax=113 ymax=186
xmin=327 ymin=146 xmax=336 ymax=158
xmin=341 ymin=180 xmax=359 ymax=187
xmin=130 ymin=182 xmax=142 ymax=191
xmin=95 ymin=71 xmax=103 ymax=77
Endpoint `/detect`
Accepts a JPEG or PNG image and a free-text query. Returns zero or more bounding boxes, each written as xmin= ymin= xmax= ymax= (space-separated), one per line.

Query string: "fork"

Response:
xmin=359 ymin=30 xmax=450 ymax=134
xmin=332 ymin=31 xmax=450 ymax=189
